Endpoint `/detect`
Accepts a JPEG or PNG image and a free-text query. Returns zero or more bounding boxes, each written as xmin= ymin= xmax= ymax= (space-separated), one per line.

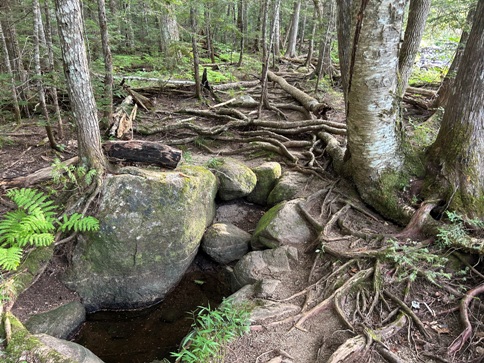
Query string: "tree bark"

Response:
xmin=344 ymin=0 xmax=407 ymax=221
xmin=286 ymin=1 xmax=302 ymax=58
xmin=432 ymin=5 xmax=475 ymax=109
xmin=398 ymin=0 xmax=432 ymax=96
xmin=336 ymin=0 xmax=352 ymax=110
xmin=426 ymin=0 xmax=484 ymax=220
xmin=97 ymin=0 xmax=114 ymax=129
xmin=55 ymin=0 xmax=108 ymax=173
xmin=190 ymin=5 xmax=202 ymax=100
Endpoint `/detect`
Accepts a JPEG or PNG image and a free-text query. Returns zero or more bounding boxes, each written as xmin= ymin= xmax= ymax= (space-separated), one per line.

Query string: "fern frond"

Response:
xmin=24 ymin=233 xmax=55 ymax=247
xmin=0 ymin=246 xmax=23 ymax=271
xmin=7 ymin=188 xmax=58 ymax=218
xmin=59 ymin=213 xmax=100 ymax=233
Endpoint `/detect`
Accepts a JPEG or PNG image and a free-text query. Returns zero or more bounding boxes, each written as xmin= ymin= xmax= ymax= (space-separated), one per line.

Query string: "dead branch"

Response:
xmin=448 ymin=282 xmax=484 ymax=354
xmin=267 ymin=71 xmax=330 ymax=117
xmin=0 ymin=156 xmax=79 ymax=188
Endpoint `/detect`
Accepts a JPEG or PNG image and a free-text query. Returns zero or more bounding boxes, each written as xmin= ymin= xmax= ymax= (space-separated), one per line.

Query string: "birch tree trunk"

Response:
xmin=344 ymin=0 xmax=406 ymax=220
xmin=55 ymin=0 xmax=107 ymax=172
xmin=286 ymin=0 xmax=302 ymax=58
xmin=426 ymin=0 xmax=484 ymax=220
xmin=398 ymin=0 xmax=432 ymax=96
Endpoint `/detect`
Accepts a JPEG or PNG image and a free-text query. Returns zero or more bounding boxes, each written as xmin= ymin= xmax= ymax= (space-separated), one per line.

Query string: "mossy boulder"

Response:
xmin=63 ymin=166 xmax=217 ymax=311
xmin=209 ymin=157 xmax=257 ymax=201
xmin=25 ymin=301 xmax=85 ymax=340
xmin=246 ymin=162 xmax=282 ymax=205
xmin=3 ymin=313 xmax=101 ymax=363
xmin=251 ymin=199 xmax=315 ymax=249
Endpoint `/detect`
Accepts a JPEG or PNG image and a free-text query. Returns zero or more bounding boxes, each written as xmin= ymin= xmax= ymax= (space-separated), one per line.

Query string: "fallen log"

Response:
xmin=109 ymin=95 xmax=136 ymax=140
xmin=103 ymin=140 xmax=182 ymax=169
xmin=267 ymin=70 xmax=331 ymax=118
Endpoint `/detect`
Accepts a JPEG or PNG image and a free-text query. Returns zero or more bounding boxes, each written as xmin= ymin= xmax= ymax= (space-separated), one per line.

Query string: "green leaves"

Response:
xmin=0 ymin=188 xmax=100 ymax=271
xmin=171 ymin=299 xmax=251 ymax=363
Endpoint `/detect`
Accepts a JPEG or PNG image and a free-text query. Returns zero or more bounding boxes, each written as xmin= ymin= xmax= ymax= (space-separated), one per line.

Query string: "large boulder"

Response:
xmin=201 ymin=223 xmax=251 ymax=264
xmin=251 ymin=199 xmax=315 ymax=249
xmin=246 ymin=162 xmax=282 ymax=205
xmin=209 ymin=157 xmax=257 ymax=201
xmin=25 ymin=301 xmax=85 ymax=339
xmin=63 ymin=165 xmax=217 ymax=311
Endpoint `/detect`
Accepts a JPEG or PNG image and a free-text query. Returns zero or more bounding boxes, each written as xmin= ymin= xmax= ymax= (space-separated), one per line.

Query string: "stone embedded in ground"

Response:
xmin=251 ymin=199 xmax=315 ymax=249
xmin=249 ymin=301 xmax=301 ymax=325
xmin=208 ymin=157 xmax=257 ymax=201
xmin=63 ymin=165 xmax=217 ymax=311
xmin=247 ymin=161 xmax=282 ymax=205
xmin=25 ymin=301 xmax=85 ymax=340
xmin=35 ymin=333 xmax=105 ymax=363
xmin=231 ymin=245 xmax=298 ymax=290
xmin=267 ymin=171 xmax=309 ymax=205
xmin=202 ymin=222 xmax=251 ymax=264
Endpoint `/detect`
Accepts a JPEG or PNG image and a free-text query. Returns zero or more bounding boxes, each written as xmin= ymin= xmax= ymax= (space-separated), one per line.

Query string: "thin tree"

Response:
xmin=190 ymin=4 xmax=202 ymax=100
xmin=398 ymin=0 xmax=432 ymax=96
xmin=32 ymin=0 xmax=59 ymax=150
xmin=55 ymin=0 xmax=108 ymax=173
xmin=0 ymin=22 xmax=21 ymax=124
xmin=97 ymin=0 xmax=114 ymax=129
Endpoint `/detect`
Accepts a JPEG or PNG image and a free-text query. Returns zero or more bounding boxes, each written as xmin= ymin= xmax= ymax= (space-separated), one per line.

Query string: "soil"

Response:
xmin=1 ymin=75 xmax=483 ymax=363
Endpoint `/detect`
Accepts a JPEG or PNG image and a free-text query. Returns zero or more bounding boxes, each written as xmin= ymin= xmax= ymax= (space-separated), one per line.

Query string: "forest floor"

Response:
xmin=1 ymin=63 xmax=483 ymax=363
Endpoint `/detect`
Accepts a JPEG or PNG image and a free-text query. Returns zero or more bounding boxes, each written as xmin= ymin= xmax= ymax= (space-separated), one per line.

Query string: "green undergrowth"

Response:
xmin=171 ymin=299 xmax=251 ymax=363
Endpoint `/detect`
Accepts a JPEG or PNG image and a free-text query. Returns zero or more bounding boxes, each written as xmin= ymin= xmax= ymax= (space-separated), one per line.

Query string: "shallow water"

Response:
xmin=71 ymin=262 xmax=231 ymax=363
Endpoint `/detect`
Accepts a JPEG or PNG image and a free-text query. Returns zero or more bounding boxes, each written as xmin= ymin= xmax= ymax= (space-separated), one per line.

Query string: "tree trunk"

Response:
xmin=286 ymin=1 xmax=302 ymax=58
xmin=336 ymin=0 xmax=352 ymax=110
xmin=33 ymin=0 xmax=59 ymax=150
xmin=426 ymin=0 xmax=484 ymax=220
xmin=398 ymin=0 xmax=432 ymax=96
xmin=42 ymin=1 xmax=64 ymax=138
xmin=55 ymin=0 xmax=108 ymax=172
xmin=237 ymin=0 xmax=246 ymax=66
xmin=97 ymin=0 xmax=114 ymax=129
xmin=432 ymin=5 xmax=475 ymax=109
xmin=344 ymin=0 xmax=406 ymax=221
xmin=190 ymin=5 xmax=202 ymax=100
xmin=0 ymin=22 xmax=21 ymax=124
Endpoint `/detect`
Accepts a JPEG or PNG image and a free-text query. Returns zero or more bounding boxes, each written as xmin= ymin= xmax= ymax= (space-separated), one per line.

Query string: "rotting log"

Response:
xmin=103 ymin=140 xmax=182 ymax=169
xmin=109 ymin=95 xmax=136 ymax=140
xmin=267 ymin=70 xmax=331 ymax=118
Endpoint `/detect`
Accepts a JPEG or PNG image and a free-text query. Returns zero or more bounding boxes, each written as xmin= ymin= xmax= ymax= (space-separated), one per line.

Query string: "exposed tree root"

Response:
xmin=448 ymin=282 xmax=484 ymax=354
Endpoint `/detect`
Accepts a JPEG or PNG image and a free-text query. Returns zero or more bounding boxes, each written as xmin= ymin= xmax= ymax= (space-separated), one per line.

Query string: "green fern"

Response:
xmin=0 ymin=188 xmax=100 ymax=271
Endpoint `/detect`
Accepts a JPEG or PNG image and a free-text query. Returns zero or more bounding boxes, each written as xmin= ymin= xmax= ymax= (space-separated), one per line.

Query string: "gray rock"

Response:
xmin=247 ymin=162 xmax=282 ymax=205
xmin=35 ymin=334 xmax=105 ymax=363
xmin=250 ymin=301 xmax=301 ymax=325
xmin=209 ymin=157 xmax=257 ymax=201
xmin=267 ymin=171 xmax=308 ymax=205
xmin=202 ymin=223 xmax=251 ymax=264
xmin=251 ymin=199 xmax=315 ymax=249
xmin=25 ymin=301 xmax=85 ymax=339
xmin=231 ymin=246 xmax=298 ymax=290
xmin=63 ymin=165 xmax=217 ymax=311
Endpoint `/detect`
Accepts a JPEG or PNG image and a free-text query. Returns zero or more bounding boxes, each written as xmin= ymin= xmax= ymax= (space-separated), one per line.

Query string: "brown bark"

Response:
xmin=398 ymin=0 xmax=431 ymax=96
xmin=425 ymin=0 xmax=484 ymax=220
xmin=103 ymin=141 xmax=182 ymax=169
xmin=0 ymin=22 xmax=21 ymax=123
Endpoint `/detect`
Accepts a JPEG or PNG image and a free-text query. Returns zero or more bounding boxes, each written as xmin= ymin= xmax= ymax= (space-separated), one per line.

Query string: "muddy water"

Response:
xmin=71 ymin=257 xmax=231 ymax=363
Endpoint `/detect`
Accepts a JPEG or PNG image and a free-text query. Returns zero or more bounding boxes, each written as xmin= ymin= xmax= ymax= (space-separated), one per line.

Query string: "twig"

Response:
xmin=383 ymin=290 xmax=432 ymax=341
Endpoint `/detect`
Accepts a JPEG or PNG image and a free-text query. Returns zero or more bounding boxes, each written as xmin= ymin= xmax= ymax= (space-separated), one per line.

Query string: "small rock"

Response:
xmin=202 ymin=223 xmax=251 ymax=264
xmin=247 ymin=162 xmax=282 ymax=205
